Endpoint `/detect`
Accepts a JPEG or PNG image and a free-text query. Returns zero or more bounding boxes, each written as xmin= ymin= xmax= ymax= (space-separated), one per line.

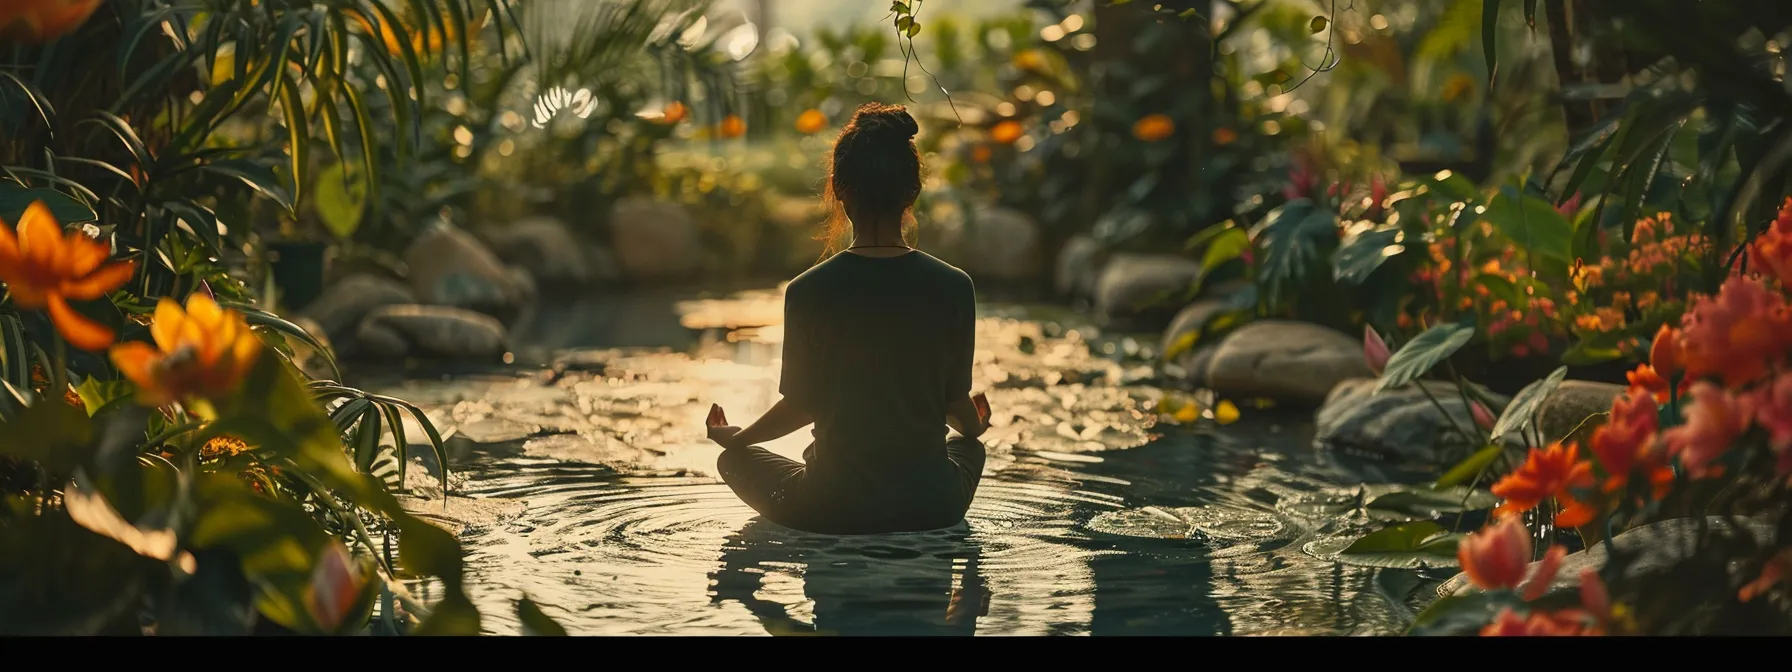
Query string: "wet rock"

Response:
xmin=1159 ymin=283 xmax=1253 ymax=388
xmin=398 ymin=494 xmax=527 ymax=536
xmin=300 ymin=273 xmax=415 ymax=343
xmin=481 ymin=216 xmax=592 ymax=288
xmin=1054 ymin=235 xmax=1106 ymax=299
xmin=1315 ymin=379 xmax=1510 ymax=461
xmin=1537 ymin=381 xmax=1626 ymax=445
xmin=405 ymin=221 xmax=532 ymax=322
xmin=963 ymin=207 xmax=1044 ymax=284
xmin=1205 ymin=320 xmax=1372 ymax=407
xmin=1437 ymin=516 xmax=1777 ymax=598
xmin=1092 ymin=253 xmax=1203 ymax=330
xmin=356 ymin=305 xmax=508 ymax=361
xmin=610 ymin=197 xmax=700 ymax=281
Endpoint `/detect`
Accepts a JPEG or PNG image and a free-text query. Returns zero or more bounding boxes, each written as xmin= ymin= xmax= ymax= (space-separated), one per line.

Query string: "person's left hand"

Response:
xmin=706 ymin=404 xmax=742 ymax=449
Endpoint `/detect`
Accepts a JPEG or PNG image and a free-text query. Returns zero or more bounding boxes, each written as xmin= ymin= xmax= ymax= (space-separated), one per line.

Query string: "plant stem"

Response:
xmin=145 ymin=421 xmax=207 ymax=448
xmin=1416 ymin=382 xmax=1478 ymax=452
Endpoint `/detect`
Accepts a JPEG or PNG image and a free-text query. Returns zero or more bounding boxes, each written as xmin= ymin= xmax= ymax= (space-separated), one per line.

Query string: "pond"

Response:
xmin=373 ymin=286 xmax=1453 ymax=635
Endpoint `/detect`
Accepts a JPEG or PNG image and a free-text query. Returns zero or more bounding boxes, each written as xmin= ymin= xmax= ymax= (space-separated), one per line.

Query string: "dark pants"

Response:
xmin=716 ymin=437 xmax=986 ymax=535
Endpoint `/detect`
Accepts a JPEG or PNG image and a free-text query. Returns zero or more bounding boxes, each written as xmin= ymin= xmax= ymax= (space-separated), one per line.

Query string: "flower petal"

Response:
xmin=16 ymin=201 xmax=64 ymax=269
xmin=108 ymin=341 xmax=162 ymax=394
xmin=1523 ymin=545 xmax=1567 ymax=601
xmin=59 ymin=235 xmax=109 ymax=277
xmin=0 ymin=214 xmax=23 ymax=283
xmin=1554 ymin=495 xmax=1597 ymax=529
xmin=48 ymin=294 xmax=115 ymax=351
xmin=6 ymin=281 xmax=49 ymax=309
xmin=186 ymin=292 xmax=224 ymax=329
xmin=60 ymin=260 xmax=135 ymax=300
xmin=150 ymin=297 xmax=186 ymax=352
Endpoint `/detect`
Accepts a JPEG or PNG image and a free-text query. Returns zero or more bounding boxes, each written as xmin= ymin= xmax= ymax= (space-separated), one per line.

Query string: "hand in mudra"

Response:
xmin=950 ymin=393 xmax=993 ymax=438
xmin=706 ymin=404 xmax=742 ymax=449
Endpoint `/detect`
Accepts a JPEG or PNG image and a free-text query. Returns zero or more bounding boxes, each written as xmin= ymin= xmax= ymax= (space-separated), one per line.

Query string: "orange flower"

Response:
xmin=970 ymin=144 xmax=992 ymax=164
xmin=1457 ymin=516 xmax=1529 ymax=591
xmin=1590 ymin=391 xmax=1672 ymax=496
xmin=1738 ymin=549 xmax=1792 ymax=603
xmin=1662 ymin=381 xmax=1751 ymax=476
xmin=1678 ymin=275 xmax=1792 ymax=387
xmin=108 ymin=294 xmax=261 ymax=408
xmin=1490 ymin=442 xmax=1597 ymax=527
xmin=1745 ymin=197 xmax=1792 ymax=287
xmin=717 ymin=114 xmax=746 ymax=138
xmin=1753 ymin=372 xmax=1792 ymax=479
xmin=1626 ymin=364 xmax=1671 ymax=403
xmin=794 ymin=109 xmax=827 ymax=134
xmin=1132 ymin=114 xmax=1175 ymax=142
xmin=200 ymin=435 xmax=251 ymax=459
xmin=1480 ymin=608 xmax=1602 ymax=636
xmin=1211 ymin=127 xmax=1238 ymax=146
xmin=1649 ymin=324 xmax=1683 ymax=379
xmin=990 ymin=120 xmax=1023 ymax=145
xmin=0 ymin=0 xmax=105 ymax=43
xmin=660 ymin=101 xmax=689 ymax=124
xmin=0 ymin=201 xmax=137 ymax=351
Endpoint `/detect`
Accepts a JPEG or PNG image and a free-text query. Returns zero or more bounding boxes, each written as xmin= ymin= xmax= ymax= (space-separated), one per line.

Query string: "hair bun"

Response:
xmin=852 ymin=102 xmax=918 ymax=141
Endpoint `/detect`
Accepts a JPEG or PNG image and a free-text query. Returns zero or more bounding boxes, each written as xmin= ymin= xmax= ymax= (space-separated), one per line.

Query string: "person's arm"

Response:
xmin=946 ymin=393 xmax=991 ymax=440
xmin=720 ymin=397 xmax=813 ymax=450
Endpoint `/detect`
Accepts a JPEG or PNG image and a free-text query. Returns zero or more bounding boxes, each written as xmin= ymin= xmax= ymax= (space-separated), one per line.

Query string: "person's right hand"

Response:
xmin=706 ymin=404 xmax=742 ymax=449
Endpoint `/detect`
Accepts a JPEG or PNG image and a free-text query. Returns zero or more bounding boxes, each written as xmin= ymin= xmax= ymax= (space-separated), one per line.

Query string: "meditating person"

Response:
xmin=704 ymin=102 xmax=990 ymax=535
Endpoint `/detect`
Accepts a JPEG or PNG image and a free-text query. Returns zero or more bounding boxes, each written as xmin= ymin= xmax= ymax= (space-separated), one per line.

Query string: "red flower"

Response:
xmin=1480 ymin=608 xmax=1603 ymax=636
xmin=1491 ymin=442 xmax=1597 ymax=527
xmin=1590 ymin=391 xmax=1673 ymax=497
xmin=1649 ymin=324 xmax=1683 ymax=380
xmin=1663 ymin=381 xmax=1752 ymax=476
xmin=1745 ymin=197 xmax=1792 ymax=287
xmin=1458 ymin=516 xmax=1530 ymax=591
xmin=1678 ymin=275 xmax=1792 ymax=387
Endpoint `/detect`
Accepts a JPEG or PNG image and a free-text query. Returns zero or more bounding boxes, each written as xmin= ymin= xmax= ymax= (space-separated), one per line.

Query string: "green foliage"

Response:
xmin=1376 ymin=322 xmax=1477 ymax=393
xmin=1487 ymin=365 xmax=1567 ymax=443
xmin=1335 ymin=521 xmax=1463 ymax=569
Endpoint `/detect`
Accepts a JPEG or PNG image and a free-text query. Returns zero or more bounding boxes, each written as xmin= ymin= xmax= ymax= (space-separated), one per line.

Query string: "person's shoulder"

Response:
xmin=916 ymin=251 xmax=974 ymax=287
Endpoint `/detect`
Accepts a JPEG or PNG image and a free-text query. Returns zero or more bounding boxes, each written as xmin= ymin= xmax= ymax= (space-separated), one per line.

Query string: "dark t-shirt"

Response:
xmin=779 ymin=250 xmax=976 ymax=488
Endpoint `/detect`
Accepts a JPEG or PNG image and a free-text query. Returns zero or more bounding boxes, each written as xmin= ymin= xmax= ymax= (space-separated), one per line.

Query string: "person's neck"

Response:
xmin=849 ymin=213 xmax=908 ymax=249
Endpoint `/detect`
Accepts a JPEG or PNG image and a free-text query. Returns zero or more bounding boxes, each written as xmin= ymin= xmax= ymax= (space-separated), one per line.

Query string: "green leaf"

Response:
xmin=1523 ymin=0 xmax=1538 ymax=28
xmin=1434 ymin=444 xmax=1503 ymax=489
xmin=73 ymin=379 xmax=133 ymax=417
xmin=1309 ymin=15 xmax=1329 ymax=33
xmin=1367 ymin=486 xmax=1498 ymax=517
xmin=1250 ymin=200 xmax=1339 ymax=309
xmin=1482 ymin=0 xmax=1502 ymax=85
xmin=1375 ymin=322 xmax=1476 ymax=393
xmin=1488 ymin=366 xmax=1568 ymax=442
xmin=1334 ymin=521 xmax=1462 ymax=569
xmin=891 ymin=2 xmax=910 ymax=15
xmin=1 ymin=400 xmax=96 ymax=476
xmin=414 ymin=593 xmax=481 ymax=635
xmin=0 ymin=182 xmax=97 ymax=224
xmin=1486 ymin=187 xmax=1573 ymax=262
xmin=276 ymin=72 xmax=311 ymax=209
xmin=398 ymin=517 xmax=464 ymax=588
xmin=1333 ymin=224 xmax=1402 ymax=284
xmin=1561 ymin=342 xmax=1624 ymax=366
xmin=202 ymin=160 xmax=293 ymax=211
xmin=315 ymin=162 xmax=368 ymax=240
xmin=518 ymin=597 xmax=569 ymax=636
xmin=1407 ymin=592 xmax=1519 ymax=636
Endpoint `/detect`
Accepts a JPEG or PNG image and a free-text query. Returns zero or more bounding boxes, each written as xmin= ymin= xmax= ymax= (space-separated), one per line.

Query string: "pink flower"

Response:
xmin=1555 ymin=192 xmax=1583 ymax=218
xmin=1364 ymin=326 xmax=1390 ymax=375
xmin=1472 ymin=401 xmax=1496 ymax=431
xmin=1678 ymin=275 xmax=1792 ymax=387
xmin=1663 ymin=382 xmax=1752 ymax=476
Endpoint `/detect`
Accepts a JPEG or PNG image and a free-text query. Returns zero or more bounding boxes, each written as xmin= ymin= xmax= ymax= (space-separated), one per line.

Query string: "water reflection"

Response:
xmin=709 ymin=518 xmax=986 ymax=636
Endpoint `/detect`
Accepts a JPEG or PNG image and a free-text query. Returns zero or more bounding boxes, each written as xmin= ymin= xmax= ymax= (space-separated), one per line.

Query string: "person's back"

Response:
xmin=702 ymin=102 xmax=990 ymax=535
xmin=780 ymin=250 xmax=975 ymax=488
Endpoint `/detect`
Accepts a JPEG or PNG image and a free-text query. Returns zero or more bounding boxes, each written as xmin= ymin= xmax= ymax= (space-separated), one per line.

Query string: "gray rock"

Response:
xmin=1537 ymin=380 xmax=1626 ymax=446
xmin=357 ymin=305 xmax=508 ymax=360
xmin=1159 ymin=295 xmax=1244 ymax=389
xmin=1437 ymin=516 xmax=1778 ymax=598
xmin=1092 ymin=253 xmax=1204 ymax=329
xmin=1054 ymin=235 xmax=1106 ymax=299
xmin=610 ymin=197 xmax=701 ymax=281
xmin=405 ymin=221 xmax=531 ymax=321
xmin=481 ymin=216 xmax=592 ymax=287
xmin=1205 ymin=320 xmax=1373 ymax=407
xmin=300 ymin=273 xmax=415 ymax=342
xmin=1315 ymin=378 xmax=1510 ymax=461
xmin=964 ymin=207 xmax=1044 ymax=284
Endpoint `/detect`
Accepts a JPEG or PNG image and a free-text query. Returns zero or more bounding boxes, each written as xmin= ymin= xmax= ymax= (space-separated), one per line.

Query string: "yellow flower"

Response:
xmin=0 ymin=0 xmax=105 ymax=44
xmin=1173 ymin=403 xmax=1200 ymax=424
xmin=795 ymin=109 xmax=827 ymax=134
xmin=108 ymin=294 xmax=262 ymax=407
xmin=0 ymin=201 xmax=137 ymax=351
xmin=1132 ymin=114 xmax=1175 ymax=142
xmin=1214 ymin=400 xmax=1241 ymax=425
xmin=201 ymin=435 xmax=251 ymax=459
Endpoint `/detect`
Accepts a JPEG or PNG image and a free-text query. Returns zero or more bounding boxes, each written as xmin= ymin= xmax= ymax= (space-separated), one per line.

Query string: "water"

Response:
xmin=376 ymin=286 xmax=1449 ymax=635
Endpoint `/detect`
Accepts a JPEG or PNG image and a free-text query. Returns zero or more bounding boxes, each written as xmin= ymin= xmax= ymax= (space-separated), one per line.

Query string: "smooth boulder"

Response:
xmin=1054 ymin=235 xmax=1105 ymax=300
xmin=1315 ymin=378 xmax=1510 ymax=461
xmin=300 ymin=273 xmax=415 ymax=343
xmin=1205 ymin=320 xmax=1373 ymax=407
xmin=405 ymin=221 xmax=531 ymax=322
xmin=355 ymin=305 xmax=508 ymax=360
xmin=1159 ymin=295 xmax=1240 ymax=389
xmin=481 ymin=216 xmax=592 ymax=288
xmin=1437 ymin=516 xmax=1777 ymax=598
xmin=610 ymin=197 xmax=701 ymax=281
xmin=964 ymin=207 xmax=1044 ymax=284
xmin=1092 ymin=253 xmax=1203 ymax=329
xmin=1537 ymin=381 xmax=1626 ymax=445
